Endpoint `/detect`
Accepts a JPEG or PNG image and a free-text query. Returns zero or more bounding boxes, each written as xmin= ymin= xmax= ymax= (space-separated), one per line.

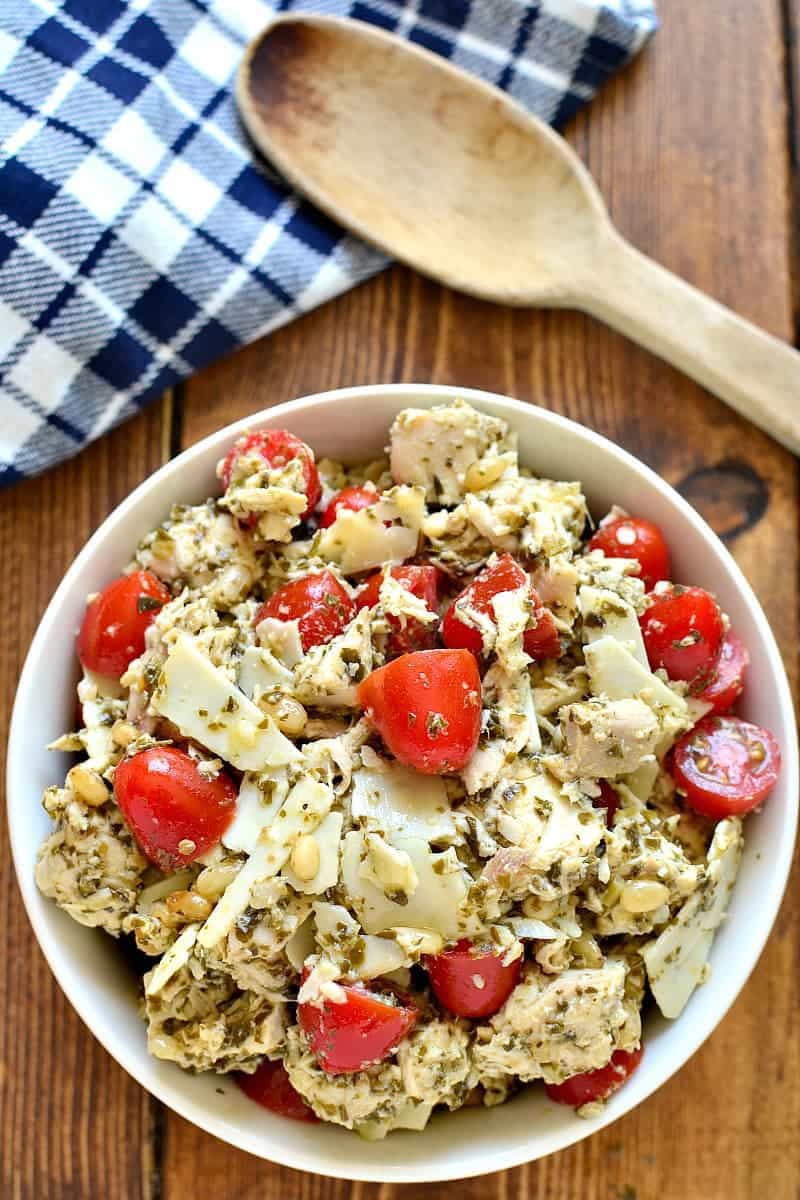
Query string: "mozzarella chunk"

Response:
xmin=197 ymin=778 xmax=333 ymax=948
xmin=152 ymin=634 xmax=300 ymax=771
xmin=350 ymin=761 xmax=455 ymax=843
xmin=341 ymin=832 xmax=470 ymax=938
xmin=579 ymin=586 xmax=648 ymax=667
xmin=237 ymin=645 xmax=294 ymax=699
xmin=317 ymin=486 xmax=425 ymax=574
xmin=222 ymin=771 xmax=288 ymax=854
xmin=643 ymin=818 xmax=743 ymax=1018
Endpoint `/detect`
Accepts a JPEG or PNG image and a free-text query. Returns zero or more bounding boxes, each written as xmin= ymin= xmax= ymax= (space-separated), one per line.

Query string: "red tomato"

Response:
xmin=254 ymin=570 xmax=354 ymax=652
xmin=442 ymin=555 xmax=560 ymax=661
xmin=358 ymin=649 xmax=481 ymax=774
xmin=356 ymin=565 xmax=441 ymax=655
xmin=671 ymin=714 xmax=781 ymax=819
xmin=299 ymin=982 xmax=417 ymax=1074
xmin=114 ymin=746 xmax=237 ymax=870
xmin=588 ymin=515 xmax=670 ymax=590
xmin=595 ymin=780 xmax=620 ymax=827
xmin=319 ymin=484 xmax=380 ymax=529
xmin=425 ymin=940 xmax=522 ymax=1018
xmin=220 ymin=429 xmax=321 ymax=520
xmin=77 ymin=570 xmax=170 ymax=677
xmin=235 ymin=1060 xmax=318 ymax=1122
xmin=545 ymin=1047 xmax=644 ymax=1108
xmin=639 ymin=585 xmax=724 ymax=689
xmin=697 ymin=632 xmax=749 ymax=715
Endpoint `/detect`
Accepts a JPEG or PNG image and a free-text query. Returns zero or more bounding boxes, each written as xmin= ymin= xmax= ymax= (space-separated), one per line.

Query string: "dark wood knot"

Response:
xmin=676 ymin=460 xmax=769 ymax=543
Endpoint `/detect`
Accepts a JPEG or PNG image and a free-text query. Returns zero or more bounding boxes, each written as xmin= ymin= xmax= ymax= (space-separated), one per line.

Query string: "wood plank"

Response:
xmin=166 ymin=0 xmax=799 ymax=1195
xmin=0 ymin=400 xmax=171 ymax=1200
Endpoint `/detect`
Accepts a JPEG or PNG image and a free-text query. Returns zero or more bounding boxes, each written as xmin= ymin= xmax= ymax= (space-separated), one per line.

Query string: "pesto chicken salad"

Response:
xmin=36 ymin=398 xmax=781 ymax=1136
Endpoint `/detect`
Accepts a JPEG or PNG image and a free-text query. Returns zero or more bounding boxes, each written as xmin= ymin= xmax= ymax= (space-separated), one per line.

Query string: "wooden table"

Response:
xmin=2 ymin=1 xmax=798 ymax=1196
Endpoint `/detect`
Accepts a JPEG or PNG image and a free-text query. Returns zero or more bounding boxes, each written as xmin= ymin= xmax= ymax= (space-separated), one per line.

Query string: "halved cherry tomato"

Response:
xmin=235 ymin=1060 xmax=318 ymax=1122
xmin=254 ymin=570 xmax=354 ymax=652
xmin=588 ymin=515 xmax=670 ymax=590
xmin=671 ymin=714 xmax=780 ymax=819
xmin=425 ymin=940 xmax=522 ymax=1018
xmin=595 ymin=780 xmax=620 ymax=827
xmin=114 ymin=746 xmax=237 ymax=870
xmin=442 ymin=555 xmax=560 ymax=661
xmin=77 ymin=570 xmax=170 ymax=677
xmin=697 ymin=631 xmax=749 ymax=715
xmin=545 ymin=1046 xmax=644 ymax=1108
xmin=358 ymin=649 xmax=481 ymax=774
xmin=299 ymin=981 xmax=417 ymax=1074
xmin=320 ymin=484 xmax=380 ymax=529
xmin=639 ymin=584 xmax=724 ymax=689
xmin=356 ymin=565 xmax=440 ymax=655
xmin=220 ymin=429 xmax=321 ymax=520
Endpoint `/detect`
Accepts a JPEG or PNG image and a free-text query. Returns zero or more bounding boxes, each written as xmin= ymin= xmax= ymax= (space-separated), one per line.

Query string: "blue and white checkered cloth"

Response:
xmin=0 ymin=1 xmax=657 ymax=486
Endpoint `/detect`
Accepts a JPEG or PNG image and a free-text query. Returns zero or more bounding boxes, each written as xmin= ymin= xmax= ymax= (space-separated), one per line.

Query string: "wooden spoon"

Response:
xmin=238 ymin=15 xmax=800 ymax=454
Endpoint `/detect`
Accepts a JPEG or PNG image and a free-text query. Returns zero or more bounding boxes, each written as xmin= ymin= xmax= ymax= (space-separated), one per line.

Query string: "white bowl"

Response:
xmin=7 ymin=385 xmax=797 ymax=1182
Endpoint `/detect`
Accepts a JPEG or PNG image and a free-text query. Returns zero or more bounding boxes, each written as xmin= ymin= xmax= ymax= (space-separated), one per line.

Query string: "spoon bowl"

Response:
xmin=239 ymin=15 xmax=800 ymax=454
xmin=239 ymin=16 xmax=607 ymax=305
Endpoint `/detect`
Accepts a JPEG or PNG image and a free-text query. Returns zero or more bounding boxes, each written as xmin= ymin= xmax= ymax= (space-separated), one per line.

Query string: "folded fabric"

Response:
xmin=0 ymin=0 xmax=657 ymax=486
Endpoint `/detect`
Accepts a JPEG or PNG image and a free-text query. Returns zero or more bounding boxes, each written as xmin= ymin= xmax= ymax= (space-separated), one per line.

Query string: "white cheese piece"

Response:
xmin=137 ymin=870 xmax=194 ymax=907
xmin=198 ymin=778 xmax=333 ymax=948
xmin=144 ymin=923 xmax=199 ymax=997
xmin=506 ymin=917 xmax=560 ymax=941
xmin=237 ymin=645 xmax=294 ymax=699
xmin=317 ymin=485 xmax=425 ymax=574
xmin=579 ymin=585 xmax=648 ymax=668
xmin=152 ymin=634 xmax=300 ymax=770
xmin=350 ymin=762 xmax=455 ymax=843
xmin=282 ymin=812 xmax=343 ymax=895
xmin=584 ymin=636 xmax=686 ymax=715
xmin=359 ymin=833 xmax=419 ymax=899
xmin=643 ymin=818 xmax=743 ymax=1018
xmin=256 ymin=616 xmax=304 ymax=667
xmin=285 ymin=915 xmax=317 ymax=971
xmin=341 ymin=832 xmax=469 ymax=938
xmin=222 ymin=770 xmax=288 ymax=854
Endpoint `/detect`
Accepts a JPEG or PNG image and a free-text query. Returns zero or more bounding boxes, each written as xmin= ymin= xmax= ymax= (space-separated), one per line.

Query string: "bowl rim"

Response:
xmin=7 ymin=382 xmax=798 ymax=1182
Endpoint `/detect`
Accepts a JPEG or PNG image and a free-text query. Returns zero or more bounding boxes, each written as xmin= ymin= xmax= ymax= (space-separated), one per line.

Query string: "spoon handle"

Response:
xmin=577 ymin=230 xmax=800 ymax=455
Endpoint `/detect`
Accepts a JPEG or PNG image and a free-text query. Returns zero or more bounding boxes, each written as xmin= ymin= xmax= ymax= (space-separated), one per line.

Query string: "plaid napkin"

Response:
xmin=0 ymin=1 xmax=657 ymax=486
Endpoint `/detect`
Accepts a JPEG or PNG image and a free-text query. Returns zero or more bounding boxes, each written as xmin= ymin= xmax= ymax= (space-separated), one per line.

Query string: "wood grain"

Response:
xmin=167 ymin=0 xmax=800 ymax=1197
xmin=0 ymin=401 xmax=171 ymax=1200
xmin=1 ymin=0 xmax=798 ymax=1197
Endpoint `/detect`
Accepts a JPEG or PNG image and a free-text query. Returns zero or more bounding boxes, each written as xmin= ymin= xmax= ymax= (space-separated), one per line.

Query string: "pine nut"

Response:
xmin=195 ymin=863 xmax=240 ymax=900
xmin=620 ymin=881 xmax=670 ymax=914
xmin=112 ymin=720 xmax=138 ymax=748
xmin=464 ymin=457 xmax=509 ymax=492
xmin=165 ymin=890 xmax=212 ymax=922
xmin=290 ymin=835 xmax=320 ymax=881
xmin=66 ymin=765 xmax=108 ymax=807
xmin=260 ymin=694 xmax=306 ymax=737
